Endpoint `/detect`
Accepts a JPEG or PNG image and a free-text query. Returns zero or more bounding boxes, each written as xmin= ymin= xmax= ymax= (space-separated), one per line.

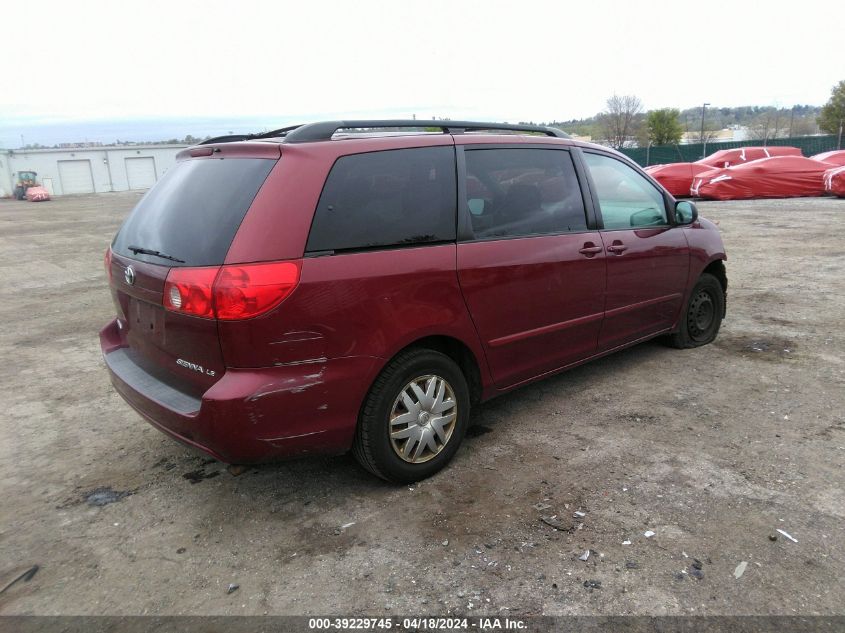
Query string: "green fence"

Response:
xmin=619 ymin=135 xmax=841 ymax=167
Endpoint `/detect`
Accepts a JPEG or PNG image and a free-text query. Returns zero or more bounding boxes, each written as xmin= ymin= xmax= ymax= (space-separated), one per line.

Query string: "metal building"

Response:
xmin=0 ymin=144 xmax=187 ymax=197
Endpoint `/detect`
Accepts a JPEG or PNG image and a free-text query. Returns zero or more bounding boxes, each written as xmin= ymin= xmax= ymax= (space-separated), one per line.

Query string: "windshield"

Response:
xmin=112 ymin=157 xmax=275 ymax=267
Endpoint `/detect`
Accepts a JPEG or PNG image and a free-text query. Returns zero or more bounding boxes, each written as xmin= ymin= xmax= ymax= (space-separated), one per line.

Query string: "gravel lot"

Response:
xmin=0 ymin=192 xmax=843 ymax=616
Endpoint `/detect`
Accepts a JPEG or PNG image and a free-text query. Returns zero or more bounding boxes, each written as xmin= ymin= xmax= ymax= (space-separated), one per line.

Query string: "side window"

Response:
xmin=463 ymin=149 xmax=587 ymax=239
xmin=583 ymin=152 xmax=667 ymax=230
xmin=306 ymin=146 xmax=456 ymax=252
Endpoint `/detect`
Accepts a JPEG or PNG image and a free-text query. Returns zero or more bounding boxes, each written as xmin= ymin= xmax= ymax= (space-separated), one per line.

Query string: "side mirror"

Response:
xmin=675 ymin=200 xmax=698 ymax=225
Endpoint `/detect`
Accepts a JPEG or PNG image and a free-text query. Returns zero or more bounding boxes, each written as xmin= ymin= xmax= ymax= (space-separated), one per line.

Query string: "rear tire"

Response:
xmin=352 ymin=349 xmax=470 ymax=483
xmin=667 ymin=273 xmax=725 ymax=349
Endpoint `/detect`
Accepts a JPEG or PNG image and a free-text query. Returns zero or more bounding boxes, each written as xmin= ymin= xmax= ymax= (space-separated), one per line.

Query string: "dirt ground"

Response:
xmin=0 ymin=192 xmax=843 ymax=616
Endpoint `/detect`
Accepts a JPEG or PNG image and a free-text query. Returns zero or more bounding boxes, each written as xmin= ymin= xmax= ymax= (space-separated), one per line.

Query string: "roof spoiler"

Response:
xmin=199 ymin=125 xmax=303 ymax=145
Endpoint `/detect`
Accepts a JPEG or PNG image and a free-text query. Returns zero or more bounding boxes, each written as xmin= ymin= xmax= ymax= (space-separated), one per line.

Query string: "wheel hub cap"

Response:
xmin=389 ymin=375 xmax=457 ymax=464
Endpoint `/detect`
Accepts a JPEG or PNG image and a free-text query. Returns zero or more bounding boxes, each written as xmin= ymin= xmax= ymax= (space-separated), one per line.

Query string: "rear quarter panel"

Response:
xmin=218 ymin=245 xmax=488 ymax=373
xmin=217 ymin=244 xmax=491 ymax=456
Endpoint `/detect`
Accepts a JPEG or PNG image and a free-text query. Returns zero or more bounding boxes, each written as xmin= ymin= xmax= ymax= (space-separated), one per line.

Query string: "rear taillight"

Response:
xmin=163 ymin=267 xmax=218 ymax=319
xmin=162 ymin=260 xmax=301 ymax=321
xmin=104 ymin=248 xmax=112 ymax=282
xmin=214 ymin=261 xmax=300 ymax=320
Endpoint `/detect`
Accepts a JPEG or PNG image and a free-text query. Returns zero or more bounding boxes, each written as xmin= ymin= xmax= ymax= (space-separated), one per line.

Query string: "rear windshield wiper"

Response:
xmin=127 ymin=245 xmax=185 ymax=263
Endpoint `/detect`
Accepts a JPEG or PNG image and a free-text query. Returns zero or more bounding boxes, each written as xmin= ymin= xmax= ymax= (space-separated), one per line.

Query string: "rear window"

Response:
xmin=306 ymin=146 xmax=456 ymax=253
xmin=112 ymin=158 xmax=275 ymax=266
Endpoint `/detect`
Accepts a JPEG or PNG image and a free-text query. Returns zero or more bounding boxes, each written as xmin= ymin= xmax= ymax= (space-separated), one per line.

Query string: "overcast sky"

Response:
xmin=3 ymin=0 xmax=842 ymax=145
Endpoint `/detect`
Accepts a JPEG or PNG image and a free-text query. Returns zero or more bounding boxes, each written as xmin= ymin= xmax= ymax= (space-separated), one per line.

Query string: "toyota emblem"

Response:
xmin=124 ymin=266 xmax=136 ymax=285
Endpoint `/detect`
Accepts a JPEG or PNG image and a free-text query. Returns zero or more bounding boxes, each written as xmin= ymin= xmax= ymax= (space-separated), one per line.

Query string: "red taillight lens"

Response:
xmin=163 ymin=267 xmax=218 ymax=319
xmin=104 ymin=248 xmax=112 ymax=282
xmin=214 ymin=261 xmax=300 ymax=320
xmin=162 ymin=260 xmax=300 ymax=321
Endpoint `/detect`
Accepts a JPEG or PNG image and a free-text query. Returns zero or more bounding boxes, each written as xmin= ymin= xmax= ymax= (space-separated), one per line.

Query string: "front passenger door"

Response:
xmin=581 ymin=151 xmax=690 ymax=351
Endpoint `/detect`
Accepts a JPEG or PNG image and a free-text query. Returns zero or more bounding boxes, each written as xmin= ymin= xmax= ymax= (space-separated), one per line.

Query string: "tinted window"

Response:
xmin=306 ymin=146 xmax=456 ymax=252
xmin=464 ymin=149 xmax=587 ymax=239
xmin=583 ymin=152 xmax=667 ymax=230
xmin=112 ymin=158 xmax=275 ymax=266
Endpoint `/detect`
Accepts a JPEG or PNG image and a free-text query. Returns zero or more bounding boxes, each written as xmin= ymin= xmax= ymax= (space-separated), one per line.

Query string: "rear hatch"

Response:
xmin=107 ymin=153 xmax=277 ymax=398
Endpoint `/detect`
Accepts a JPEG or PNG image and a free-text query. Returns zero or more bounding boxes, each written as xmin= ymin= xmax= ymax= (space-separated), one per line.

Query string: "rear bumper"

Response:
xmin=100 ymin=319 xmax=381 ymax=463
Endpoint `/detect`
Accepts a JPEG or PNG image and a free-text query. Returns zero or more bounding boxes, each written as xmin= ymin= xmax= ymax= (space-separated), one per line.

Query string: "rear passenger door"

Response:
xmin=580 ymin=150 xmax=690 ymax=351
xmin=456 ymin=146 xmax=607 ymax=388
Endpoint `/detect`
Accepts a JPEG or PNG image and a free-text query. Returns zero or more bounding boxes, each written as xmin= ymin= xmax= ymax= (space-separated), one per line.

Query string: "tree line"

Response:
xmin=532 ymin=80 xmax=845 ymax=149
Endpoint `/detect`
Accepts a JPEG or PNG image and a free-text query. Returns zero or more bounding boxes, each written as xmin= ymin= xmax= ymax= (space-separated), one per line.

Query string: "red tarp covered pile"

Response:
xmin=644 ymin=163 xmax=715 ymax=197
xmin=812 ymin=150 xmax=845 ymax=166
xmin=645 ymin=146 xmax=802 ymax=197
xmin=25 ymin=186 xmax=50 ymax=202
xmin=824 ymin=165 xmax=845 ymax=197
xmin=691 ymin=156 xmax=834 ymax=200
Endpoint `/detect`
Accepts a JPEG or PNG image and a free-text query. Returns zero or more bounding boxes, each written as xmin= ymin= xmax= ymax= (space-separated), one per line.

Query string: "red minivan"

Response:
xmin=101 ymin=120 xmax=727 ymax=483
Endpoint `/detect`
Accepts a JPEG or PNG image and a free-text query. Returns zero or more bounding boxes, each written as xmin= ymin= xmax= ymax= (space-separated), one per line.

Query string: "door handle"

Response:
xmin=578 ymin=243 xmax=603 ymax=257
xmin=607 ymin=241 xmax=628 ymax=254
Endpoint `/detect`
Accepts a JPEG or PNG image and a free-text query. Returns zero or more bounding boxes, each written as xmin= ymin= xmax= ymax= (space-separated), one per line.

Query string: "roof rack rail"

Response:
xmin=282 ymin=120 xmax=570 ymax=144
xmin=199 ymin=125 xmax=303 ymax=145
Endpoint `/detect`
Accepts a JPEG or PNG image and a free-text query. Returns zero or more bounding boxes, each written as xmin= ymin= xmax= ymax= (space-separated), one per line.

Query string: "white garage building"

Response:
xmin=0 ymin=144 xmax=188 ymax=197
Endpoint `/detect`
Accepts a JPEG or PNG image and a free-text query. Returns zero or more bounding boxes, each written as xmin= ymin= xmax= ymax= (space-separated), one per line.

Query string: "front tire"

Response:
xmin=353 ymin=349 xmax=470 ymax=483
xmin=668 ymin=272 xmax=725 ymax=349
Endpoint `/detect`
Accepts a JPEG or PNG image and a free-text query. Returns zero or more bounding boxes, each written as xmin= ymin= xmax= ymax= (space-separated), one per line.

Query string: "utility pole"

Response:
xmin=789 ymin=106 xmax=795 ymax=138
xmin=700 ymin=103 xmax=710 ymax=159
